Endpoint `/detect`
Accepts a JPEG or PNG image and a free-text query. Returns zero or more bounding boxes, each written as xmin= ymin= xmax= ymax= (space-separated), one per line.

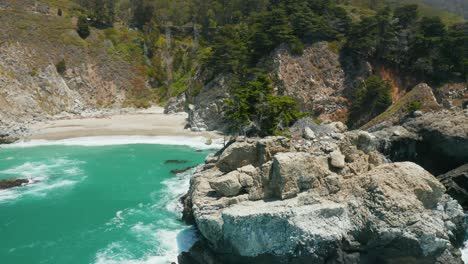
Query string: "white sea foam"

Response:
xmin=96 ymin=165 xmax=201 ymax=264
xmin=6 ymin=136 xmax=223 ymax=149
xmin=0 ymin=158 xmax=85 ymax=203
xmin=157 ymin=166 xmax=200 ymax=215
xmin=95 ymin=225 xmax=198 ymax=264
xmin=462 ymin=242 xmax=468 ymax=264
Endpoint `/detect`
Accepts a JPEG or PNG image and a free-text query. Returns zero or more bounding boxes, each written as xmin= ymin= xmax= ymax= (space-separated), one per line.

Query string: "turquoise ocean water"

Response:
xmin=0 ymin=138 xmax=212 ymax=264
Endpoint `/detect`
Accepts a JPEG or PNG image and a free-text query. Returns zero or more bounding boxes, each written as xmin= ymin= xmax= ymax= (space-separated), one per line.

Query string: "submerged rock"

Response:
xmin=181 ymin=130 xmax=466 ymax=263
xmin=0 ymin=178 xmax=29 ymax=190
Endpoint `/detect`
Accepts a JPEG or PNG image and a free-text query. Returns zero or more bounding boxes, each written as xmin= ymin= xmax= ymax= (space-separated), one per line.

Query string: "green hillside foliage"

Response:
xmin=40 ymin=0 xmax=466 ymax=134
xmin=345 ymin=5 xmax=467 ymax=83
xmin=224 ymin=75 xmax=305 ymax=136
xmin=345 ymin=0 xmax=465 ymax=24
xmin=348 ymin=75 xmax=392 ymax=127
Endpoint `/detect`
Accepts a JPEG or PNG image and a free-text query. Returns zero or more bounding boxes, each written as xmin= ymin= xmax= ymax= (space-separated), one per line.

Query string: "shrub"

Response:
xmin=406 ymin=101 xmax=422 ymax=113
xmin=56 ymin=59 xmax=66 ymax=75
xmin=77 ymin=16 xmax=90 ymax=39
xmin=224 ymin=75 xmax=305 ymax=136
xmin=348 ymin=75 xmax=392 ymax=127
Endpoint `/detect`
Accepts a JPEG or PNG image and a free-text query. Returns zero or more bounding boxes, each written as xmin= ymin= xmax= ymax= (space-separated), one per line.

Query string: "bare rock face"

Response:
xmin=438 ymin=163 xmax=468 ymax=209
xmin=181 ymin=130 xmax=465 ymax=264
xmin=329 ymin=150 xmax=346 ymax=169
xmin=216 ymin=140 xmax=258 ymax=173
xmin=185 ymin=42 xmax=370 ymax=132
xmin=270 ymin=152 xmax=331 ymax=199
xmin=373 ymin=110 xmax=468 ymax=175
xmin=209 ymin=171 xmax=243 ymax=197
xmin=164 ymin=93 xmax=186 ymax=114
xmin=186 ymin=74 xmax=230 ymax=132
xmin=271 ymin=43 xmax=356 ymax=122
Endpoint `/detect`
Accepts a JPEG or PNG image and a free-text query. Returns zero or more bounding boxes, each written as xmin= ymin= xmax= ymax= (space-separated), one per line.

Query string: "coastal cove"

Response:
xmin=0 ymin=137 xmax=217 ymax=264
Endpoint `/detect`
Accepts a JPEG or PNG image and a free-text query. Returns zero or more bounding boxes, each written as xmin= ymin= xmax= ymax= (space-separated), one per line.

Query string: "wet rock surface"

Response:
xmin=0 ymin=178 xmax=29 ymax=190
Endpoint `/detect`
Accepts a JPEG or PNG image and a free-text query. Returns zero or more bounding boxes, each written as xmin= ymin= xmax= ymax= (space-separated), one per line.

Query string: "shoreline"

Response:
xmin=18 ymin=107 xmax=223 ymax=143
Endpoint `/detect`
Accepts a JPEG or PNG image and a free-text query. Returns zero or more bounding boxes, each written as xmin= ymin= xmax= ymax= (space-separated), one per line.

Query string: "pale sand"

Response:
xmin=25 ymin=107 xmax=223 ymax=141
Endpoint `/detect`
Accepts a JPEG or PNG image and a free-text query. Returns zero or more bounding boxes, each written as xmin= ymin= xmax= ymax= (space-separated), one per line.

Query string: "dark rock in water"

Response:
xmin=164 ymin=160 xmax=189 ymax=164
xmin=178 ymin=240 xmax=221 ymax=264
xmin=180 ymin=193 xmax=195 ymax=225
xmin=0 ymin=178 xmax=29 ymax=189
xmin=438 ymin=163 xmax=468 ymax=209
xmin=170 ymin=166 xmax=195 ymax=175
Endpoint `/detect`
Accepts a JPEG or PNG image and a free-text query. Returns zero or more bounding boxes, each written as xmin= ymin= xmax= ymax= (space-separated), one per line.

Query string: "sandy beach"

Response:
xmin=24 ymin=107 xmax=222 ymax=141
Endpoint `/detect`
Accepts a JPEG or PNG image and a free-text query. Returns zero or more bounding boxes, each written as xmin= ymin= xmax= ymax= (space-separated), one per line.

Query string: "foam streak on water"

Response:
xmin=5 ymin=136 xmax=223 ymax=149
xmin=0 ymin=158 xmax=85 ymax=203
xmin=0 ymin=141 xmax=212 ymax=264
xmin=95 ymin=166 xmax=202 ymax=264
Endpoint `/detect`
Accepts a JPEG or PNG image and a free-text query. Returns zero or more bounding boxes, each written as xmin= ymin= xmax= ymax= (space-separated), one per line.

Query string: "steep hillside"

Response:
xmin=0 ymin=0 xmax=149 ymax=138
xmin=347 ymin=0 xmax=466 ymax=23
xmin=418 ymin=0 xmax=467 ymax=20
xmin=0 ymin=0 xmax=466 ymax=140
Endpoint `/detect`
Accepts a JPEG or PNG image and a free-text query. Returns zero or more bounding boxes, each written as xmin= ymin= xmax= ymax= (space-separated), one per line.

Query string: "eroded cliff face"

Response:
xmin=0 ymin=4 xmax=141 ymax=140
xmin=180 ymin=118 xmax=466 ymax=264
xmin=270 ymin=42 xmax=370 ymax=122
xmin=182 ymin=42 xmax=371 ymax=132
xmin=372 ymin=110 xmax=468 ymax=209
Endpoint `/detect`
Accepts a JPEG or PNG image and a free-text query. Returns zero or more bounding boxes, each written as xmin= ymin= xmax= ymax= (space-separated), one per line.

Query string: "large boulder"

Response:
xmin=182 ymin=134 xmax=466 ymax=264
xmin=209 ymin=171 xmax=243 ymax=197
xmin=216 ymin=141 xmax=258 ymax=173
xmin=270 ymin=152 xmax=331 ymax=199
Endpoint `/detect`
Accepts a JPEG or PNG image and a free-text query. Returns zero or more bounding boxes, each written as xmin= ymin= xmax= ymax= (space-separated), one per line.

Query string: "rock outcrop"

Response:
xmin=185 ymin=74 xmax=230 ymax=132
xmin=180 ymin=128 xmax=465 ymax=264
xmin=0 ymin=7 xmax=144 ymax=140
xmin=0 ymin=178 xmax=29 ymax=190
xmin=373 ymin=110 xmax=468 ymax=175
xmin=184 ymin=42 xmax=370 ymax=132
xmin=363 ymin=83 xmax=442 ymax=130
xmin=438 ymin=164 xmax=468 ymax=209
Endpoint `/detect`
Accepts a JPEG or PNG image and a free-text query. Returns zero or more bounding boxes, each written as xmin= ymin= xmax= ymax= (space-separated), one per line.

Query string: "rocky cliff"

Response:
xmin=179 ymin=115 xmax=467 ymax=264
xmin=181 ymin=42 xmax=371 ymax=132
xmin=372 ymin=110 xmax=468 ymax=209
xmin=0 ymin=1 xmax=145 ymax=141
xmin=179 ymin=41 xmax=466 ymax=134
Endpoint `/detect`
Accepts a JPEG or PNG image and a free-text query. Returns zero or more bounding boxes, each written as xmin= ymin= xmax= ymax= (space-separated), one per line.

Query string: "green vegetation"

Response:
xmin=224 ymin=75 xmax=305 ymax=136
xmin=75 ymin=0 xmax=115 ymax=27
xmin=66 ymin=0 xmax=466 ymax=134
xmin=345 ymin=4 xmax=467 ymax=83
xmin=406 ymin=100 xmax=423 ymax=112
xmin=77 ymin=16 xmax=90 ymax=39
xmin=348 ymin=75 xmax=392 ymax=127
xmin=55 ymin=59 xmax=66 ymax=74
